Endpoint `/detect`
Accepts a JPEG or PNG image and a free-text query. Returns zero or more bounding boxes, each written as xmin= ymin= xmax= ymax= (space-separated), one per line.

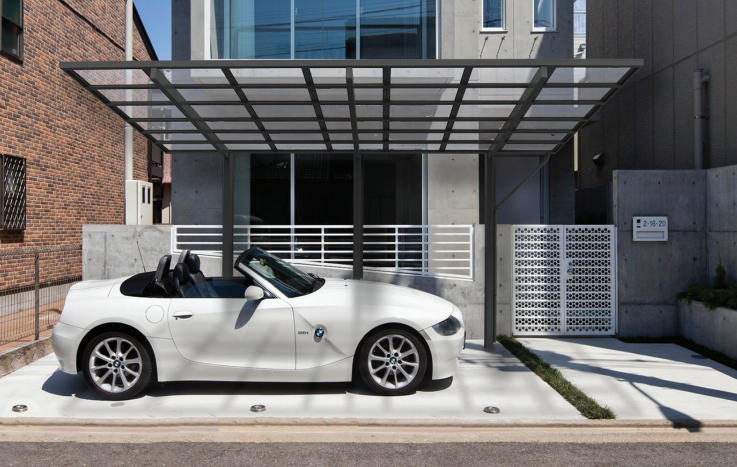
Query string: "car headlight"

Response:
xmin=432 ymin=315 xmax=462 ymax=336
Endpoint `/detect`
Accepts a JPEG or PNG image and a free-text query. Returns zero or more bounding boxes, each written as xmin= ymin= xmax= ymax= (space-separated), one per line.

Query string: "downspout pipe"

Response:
xmin=694 ymin=68 xmax=710 ymax=170
xmin=124 ymin=0 xmax=134 ymax=223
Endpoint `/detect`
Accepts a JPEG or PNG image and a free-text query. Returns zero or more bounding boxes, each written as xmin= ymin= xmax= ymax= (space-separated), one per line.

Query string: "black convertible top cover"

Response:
xmin=120 ymin=271 xmax=156 ymax=297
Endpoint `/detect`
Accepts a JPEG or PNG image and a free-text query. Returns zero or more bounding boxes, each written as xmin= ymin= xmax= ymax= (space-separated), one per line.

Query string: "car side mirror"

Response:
xmin=244 ymin=286 xmax=265 ymax=301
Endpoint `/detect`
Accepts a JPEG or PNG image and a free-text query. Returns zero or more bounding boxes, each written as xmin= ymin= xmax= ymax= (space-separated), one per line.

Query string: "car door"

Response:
xmin=167 ymin=290 xmax=295 ymax=370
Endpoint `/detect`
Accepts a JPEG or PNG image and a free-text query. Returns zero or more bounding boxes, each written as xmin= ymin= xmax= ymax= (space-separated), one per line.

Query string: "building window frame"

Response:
xmin=481 ymin=0 xmax=506 ymax=32
xmin=0 ymin=0 xmax=24 ymax=61
xmin=532 ymin=0 xmax=556 ymax=32
xmin=1 ymin=154 xmax=27 ymax=231
xmin=205 ymin=0 xmax=440 ymax=60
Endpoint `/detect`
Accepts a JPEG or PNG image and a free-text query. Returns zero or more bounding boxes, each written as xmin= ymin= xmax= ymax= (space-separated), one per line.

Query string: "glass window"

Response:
xmin=211 ymin=0 xmax=292 ymax=59
xmin=295 ymin=0 xmax=357 ymax=59
xmin=211 ymin=0 xmax=435 ymax=59
xmin=483 ymin=0 xmax=504 ymax=30
xmin=360 ymin=0 xmax=436 ymax=59
xmin=363 ymin=154 xmax=422 ymax=225
xmin=574 ymin=0 xmax=586 ymax=36
xmin=533 ymin=0 xmax=555 ymax=31
xmin=234 ymin=153 xmax=291 ymax=225
xmin=1 ymin=0 xmax=23 ymax=60
xmin=295 ymin=154 xmax=353 ymax=225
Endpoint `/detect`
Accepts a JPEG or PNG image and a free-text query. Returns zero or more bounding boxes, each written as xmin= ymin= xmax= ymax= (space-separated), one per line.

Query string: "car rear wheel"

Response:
xmin=359 ymin=329 xmax=427 ymax=396
xmin=82 ymin=331 xmax=153 ymax=401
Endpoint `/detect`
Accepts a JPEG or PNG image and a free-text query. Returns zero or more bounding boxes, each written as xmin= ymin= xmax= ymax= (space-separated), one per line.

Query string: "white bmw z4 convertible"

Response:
xmin=52 ymin=247 xmax=465 ymax=400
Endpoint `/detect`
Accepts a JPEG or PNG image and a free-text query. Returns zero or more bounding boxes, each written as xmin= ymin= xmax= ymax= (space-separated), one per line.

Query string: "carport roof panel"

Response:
xmin=60 ymin=59 xmax=642 ymax=156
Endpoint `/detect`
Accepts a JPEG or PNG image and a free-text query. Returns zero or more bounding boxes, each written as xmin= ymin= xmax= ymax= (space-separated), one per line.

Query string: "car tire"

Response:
xmin=82 ymin=331 xmax=153 ymax=401
xmin=359 ymin=328 xmax=427 ymax=396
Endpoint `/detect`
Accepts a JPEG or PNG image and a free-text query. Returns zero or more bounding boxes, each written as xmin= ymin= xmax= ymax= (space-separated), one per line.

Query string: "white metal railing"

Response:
xmin=171 ymin=224 xmax=475 ymax=280
xmin=574 ymin=11 xmax=586 ymax=36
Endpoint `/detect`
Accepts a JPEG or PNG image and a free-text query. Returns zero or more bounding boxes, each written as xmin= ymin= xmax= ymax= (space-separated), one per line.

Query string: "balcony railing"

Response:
xmin=171 ymin=224 xmax=475 ymax=280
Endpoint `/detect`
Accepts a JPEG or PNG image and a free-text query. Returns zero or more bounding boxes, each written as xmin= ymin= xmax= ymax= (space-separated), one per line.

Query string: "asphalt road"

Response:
xmin=2 ymin=442 xmax=737 ymax=467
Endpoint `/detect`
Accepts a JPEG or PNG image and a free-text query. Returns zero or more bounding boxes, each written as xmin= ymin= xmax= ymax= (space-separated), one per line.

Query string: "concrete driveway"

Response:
xmin=519 ymin=338 xmax=737 ymax=421
xmin=0 ymin=340 xmax=581 ymax=421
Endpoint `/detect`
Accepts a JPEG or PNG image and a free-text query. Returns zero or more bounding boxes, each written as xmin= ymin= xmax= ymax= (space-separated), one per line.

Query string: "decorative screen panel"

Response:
xmin=1 ymin=155 xmax=26 ymax=230
xmin=563 ymin=226 xmax=615 ymax=335
xmin=512 ymin=226 xmax=563 ymax=336
xmin=512 ymin=225 xmax=616 ymax=337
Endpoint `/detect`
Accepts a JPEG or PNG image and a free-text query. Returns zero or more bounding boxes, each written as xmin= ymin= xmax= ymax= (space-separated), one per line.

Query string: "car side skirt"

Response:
xmin=152 ymin=337 xmax=355 ymax=383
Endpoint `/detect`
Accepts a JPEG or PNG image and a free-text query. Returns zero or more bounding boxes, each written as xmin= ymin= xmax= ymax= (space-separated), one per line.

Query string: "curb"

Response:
xmin=1 ymin=417 xmax=736 ymax=429
xmin=0 ymin=337 xmax=52 ymax=379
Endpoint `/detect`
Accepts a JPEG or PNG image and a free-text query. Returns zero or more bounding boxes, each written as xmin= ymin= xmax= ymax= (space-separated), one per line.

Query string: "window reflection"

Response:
xmin=533 ymin=0 xmax=556 ymax=30
xmin=295 ymin=0 xmax=357 ymax=59
xmin=360 ymin=0 xmax=436 ymax=59
xmin=483 ymin=0 xmax=504 ymax=29
xmin=211 ymin=0 xmax=292 ymax=59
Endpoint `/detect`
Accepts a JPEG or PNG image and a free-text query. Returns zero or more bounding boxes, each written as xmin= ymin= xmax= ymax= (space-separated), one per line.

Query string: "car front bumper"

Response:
xmin=425 ymin=328 xmax=465 ymax=380
xmin=51 ymin=321 xmax=86 ymax=374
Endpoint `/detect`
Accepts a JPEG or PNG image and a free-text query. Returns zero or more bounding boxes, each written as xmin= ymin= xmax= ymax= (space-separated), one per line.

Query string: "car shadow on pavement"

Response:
xmin=41 ymin=369 xmax=453 ymax=401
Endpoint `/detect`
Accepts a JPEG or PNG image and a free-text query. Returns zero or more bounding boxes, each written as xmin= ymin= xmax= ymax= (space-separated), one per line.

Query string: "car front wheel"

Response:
xmin=82 ymin=331 xmax=153 ymax=401
xmin=359 ymin=329 xmax=427 ymax=396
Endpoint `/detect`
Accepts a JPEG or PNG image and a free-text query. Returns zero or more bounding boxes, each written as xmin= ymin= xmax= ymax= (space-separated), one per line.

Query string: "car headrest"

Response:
xmin=177 ymin=249 xmax=190 ymax=265
xmin=185 ymin=254 xmax=201 ymax=274
xmin=155 ymin=255 xmax=171 ymax=283
xmin=173 ymin=262 xmax=190 ymax=284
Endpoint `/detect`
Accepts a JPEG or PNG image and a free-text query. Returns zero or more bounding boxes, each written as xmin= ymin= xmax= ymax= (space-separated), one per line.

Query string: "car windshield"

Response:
xmin=235 ymin=247 xmax=322 ymax=298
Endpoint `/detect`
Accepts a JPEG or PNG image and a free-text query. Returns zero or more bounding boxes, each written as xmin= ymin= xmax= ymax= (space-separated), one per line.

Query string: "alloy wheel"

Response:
xmin=367 ymin=334 xmax=420 ymax=390
xmin=88 ymin=337 xmax=143 ymax=394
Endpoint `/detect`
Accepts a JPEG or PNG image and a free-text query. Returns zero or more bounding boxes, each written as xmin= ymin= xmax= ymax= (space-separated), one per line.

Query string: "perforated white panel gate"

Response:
xmin=512 ymin=225 xmax=616 ymax=336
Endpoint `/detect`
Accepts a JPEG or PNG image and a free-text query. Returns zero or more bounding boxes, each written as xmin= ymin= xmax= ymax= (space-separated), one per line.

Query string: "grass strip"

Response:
xmin=619 ymin=336 xmax=737 ymax=373
xmin=497 ymin=335 xmax=615 ymax=420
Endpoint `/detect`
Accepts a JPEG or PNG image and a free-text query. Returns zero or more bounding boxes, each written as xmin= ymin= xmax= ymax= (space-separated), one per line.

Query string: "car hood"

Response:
xmin=291 ymin=278 xmax=455 ymax=328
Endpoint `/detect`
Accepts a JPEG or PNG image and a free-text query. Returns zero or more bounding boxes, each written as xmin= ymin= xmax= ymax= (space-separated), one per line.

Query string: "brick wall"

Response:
xmin=0 ymin=0 xmax=154 ymax=254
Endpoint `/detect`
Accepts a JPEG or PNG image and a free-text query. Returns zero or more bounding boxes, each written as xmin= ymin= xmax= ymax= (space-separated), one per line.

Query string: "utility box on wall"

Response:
xmin=125 ymin=180 xmax=153 ymax=225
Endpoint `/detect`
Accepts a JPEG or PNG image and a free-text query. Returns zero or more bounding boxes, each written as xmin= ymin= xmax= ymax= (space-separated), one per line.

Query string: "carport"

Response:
xmin=60 ymin=59 xmax=642 ymax=348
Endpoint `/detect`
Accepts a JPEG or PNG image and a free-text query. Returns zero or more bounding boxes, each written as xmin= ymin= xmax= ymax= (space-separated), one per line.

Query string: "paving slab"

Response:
xmin=0 ymin=340 xmax=581 ymax=421
xmin=519 ymin=338 xmax=737 ymax=421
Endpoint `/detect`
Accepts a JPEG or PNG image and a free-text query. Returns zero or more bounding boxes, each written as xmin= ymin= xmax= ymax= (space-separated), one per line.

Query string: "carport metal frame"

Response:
xmin=60 ymin=59 xmax=642 ymax=348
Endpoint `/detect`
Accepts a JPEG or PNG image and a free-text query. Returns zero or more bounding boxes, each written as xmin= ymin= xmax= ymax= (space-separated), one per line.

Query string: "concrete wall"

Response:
xmin=83 ymin=225 xmax=173 ymax=280
xmin=442 ymin=0 xmax=574 ymax=60
xmin=172 ymin=0 xmax=192 ymax=60
xmin=171 ymin=153 xmax=223 ymax=225
xmin=613 ymin=164 xmax=737 ymax=337
xmin=580 ymin=0 xmax=737 ymax=192
xmin=437 ymin=0 xmax=575 ymax=225
xmin=706 ymin=166 xmax=737 ymax=286
xmin=679 ymin=301 xmax=737 ymax=360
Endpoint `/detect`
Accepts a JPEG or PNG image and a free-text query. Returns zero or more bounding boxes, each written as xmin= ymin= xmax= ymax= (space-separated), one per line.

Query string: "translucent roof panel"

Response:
xmin=62 ymin=59 xmax=641 ymax=154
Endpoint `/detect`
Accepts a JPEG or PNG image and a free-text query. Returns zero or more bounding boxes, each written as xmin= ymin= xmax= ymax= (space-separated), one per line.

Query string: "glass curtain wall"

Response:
xmin=233 ymin=153 xmax=422 ymax=263
xmin=211 ymin=0 xmax=436 ymax=59
xmin=234 ymin=153 xmax=421 ymax=226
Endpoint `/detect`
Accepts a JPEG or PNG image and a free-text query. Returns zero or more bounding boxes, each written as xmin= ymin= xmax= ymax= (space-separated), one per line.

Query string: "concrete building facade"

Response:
xmin=169 ymin=0 xmax=578 ymax=232
xmin=580 ymin=0 xmax=737 ymax=190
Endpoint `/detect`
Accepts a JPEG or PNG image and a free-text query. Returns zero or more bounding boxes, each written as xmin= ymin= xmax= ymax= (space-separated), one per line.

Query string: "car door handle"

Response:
xmin=173 ymin=311 xmax=194 ymax=320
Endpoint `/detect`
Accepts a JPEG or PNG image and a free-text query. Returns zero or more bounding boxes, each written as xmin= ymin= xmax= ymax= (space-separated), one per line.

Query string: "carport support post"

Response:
xmin=353 ymin=151 xmax=363 ymax=280
xmin=222 ymin=151 xmax=234 ymax=278
xmin=484 ymin=151 xmax=496 ymax=350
